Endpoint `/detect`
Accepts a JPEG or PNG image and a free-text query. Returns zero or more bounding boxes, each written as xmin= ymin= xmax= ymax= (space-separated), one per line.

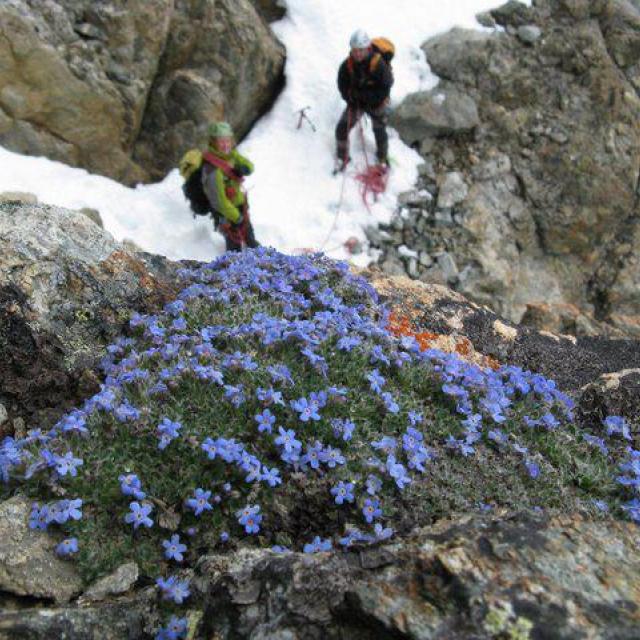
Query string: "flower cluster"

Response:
xmin=1 ymin=247 xmax=637 ymax=638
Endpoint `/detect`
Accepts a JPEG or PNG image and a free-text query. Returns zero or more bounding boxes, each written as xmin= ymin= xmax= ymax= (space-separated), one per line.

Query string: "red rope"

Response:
xmin=354 ymin=117 xmax=389 ymax=212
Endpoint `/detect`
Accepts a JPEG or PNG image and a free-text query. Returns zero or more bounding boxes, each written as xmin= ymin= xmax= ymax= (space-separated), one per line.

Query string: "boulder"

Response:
xmin=380 ymin=0 xmax=640 ymax=332
xmin=391 ymin=85 xmax=480 ymax=144
xmin=248 ymin=0 xmax=287 ymax=22
xmin=0 ymin=497 xmax=83 ymax=603
xmin=131 ymin=0 xmax=285 ymax=181
xmin=197 ymin=513 xmax=640 ymax=639
xmin=0 ymin=0 xmax=285 ymax=184
xmin=0 ymin=192 xmax=37 ymax=205
xmin=0 ymin=203 xmax=180 ymax=434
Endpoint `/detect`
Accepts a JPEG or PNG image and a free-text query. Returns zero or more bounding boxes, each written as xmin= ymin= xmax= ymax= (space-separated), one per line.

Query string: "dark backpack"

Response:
xmin=182 ymin=164 xmax=222 ymax=227
xmin=182 ymin=165 xmax=210 ymax=216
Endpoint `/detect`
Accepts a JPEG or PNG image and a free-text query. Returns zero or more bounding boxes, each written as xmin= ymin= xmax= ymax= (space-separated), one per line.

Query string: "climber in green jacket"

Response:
xmin=199 ymin=121 xmax=259 ymax=252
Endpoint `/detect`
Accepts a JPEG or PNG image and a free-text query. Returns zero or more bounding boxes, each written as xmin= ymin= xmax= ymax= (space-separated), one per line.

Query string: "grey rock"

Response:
xmin=422 ymin=28 xmax=498 ymax=86
xmin=407 ymin=258 xmax=420 ymax=279
xmin=392 ymin=85 xmax=480 ymax=144
xmin=79 ymin=207 xmax=103 ymax=228
xmin=434 ymin=209 xmax=454 ymax=225
xmin=472 ymin=152 xmax=512 ymax=181
xmin=196 ymin=514 xmax=640 ymax=640
xmin=490 ymin=0 xmax=534 ymax=27
xmin=0 ymin=202 xmax=180 ymax=432
xmin=436 ymin=252 xmax=459 ymax=282
xmin=83 ymin=562 xmax=139 ymax=602
xmin=0 ymin=1 xmax=285 ymax=185
xmin=476 ymin=11 xmax=497 ymax=28
xmin=0 ymin=191 xmax=38 ymax=205
xmin=0 ymin=403 xmax=7 ymax=426
xmin=374 ymin=0 xmax=640 ymax=333
xmin=380 ymin=255 xmax=406 ymax=277
xmin=419 ymin=251 xmax=433 ymax=268
xmin=517 ymin=24 xmax=542 ymax=44
xmin=0 ymin=496 xmax=84 ymax=603
xmin=74 ymin=22 xmax=105 ymax=41
xmin=249 ymin=0 xmax=287 ymax=22
xmin=437 ymin=172 xmax=468 ymax=208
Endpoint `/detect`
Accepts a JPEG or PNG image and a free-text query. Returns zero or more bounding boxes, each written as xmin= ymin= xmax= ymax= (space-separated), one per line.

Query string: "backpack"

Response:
xmin=179 ymin=149 xmax=223 ymax=226
xmin=182 ymin=165 xmax=212 ymax=216
xmin=371 ymin=37 xmax=395 ymax=66
xmin=347 ymin=37 xmax=395 ymax=75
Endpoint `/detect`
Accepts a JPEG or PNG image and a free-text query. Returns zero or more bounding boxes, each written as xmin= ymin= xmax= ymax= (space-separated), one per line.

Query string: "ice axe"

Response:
xmin=295 ymin=106 xmax=317 ymax=132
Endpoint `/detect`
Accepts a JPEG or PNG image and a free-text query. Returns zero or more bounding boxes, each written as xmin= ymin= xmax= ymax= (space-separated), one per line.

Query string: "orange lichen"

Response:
xmin=386 ymin=311 xmax=501 ymax=370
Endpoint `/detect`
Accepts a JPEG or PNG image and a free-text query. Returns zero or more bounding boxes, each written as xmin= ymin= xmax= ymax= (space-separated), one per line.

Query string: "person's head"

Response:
xmin=208 ymin=121 xmax=234 ymax=154
xmin=349 ymin=29 xmax=371 ymax=63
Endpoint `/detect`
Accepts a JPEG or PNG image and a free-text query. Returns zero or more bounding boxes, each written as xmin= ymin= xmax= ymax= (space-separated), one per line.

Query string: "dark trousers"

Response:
xmin=221 ymin=220 xmax=259 ymax=252
xmin=335 ymin=104 xmax=389 ymax=161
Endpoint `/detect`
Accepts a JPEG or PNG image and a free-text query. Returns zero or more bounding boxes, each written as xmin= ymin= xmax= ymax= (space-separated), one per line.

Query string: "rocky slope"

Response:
xmin=0 ymin=0 xmax=285 ymax=184
xmin=382 ymin=0 xmax=640 ymax=337
xmin=1 ymin=203 xmax=639 ymax=639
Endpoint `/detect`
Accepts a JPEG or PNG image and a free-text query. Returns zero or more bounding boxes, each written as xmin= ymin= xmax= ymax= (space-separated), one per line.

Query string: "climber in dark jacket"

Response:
xmin=334 ymin=29 xmax=394 ymax=173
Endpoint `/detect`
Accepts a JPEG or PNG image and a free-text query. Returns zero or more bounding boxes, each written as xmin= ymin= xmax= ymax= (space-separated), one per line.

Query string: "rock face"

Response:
xmin=196 ymin=513 xmax=640 ymax=639
xmin=2 ymin=512 xmax=638 ymax=639
xmin=0 ymin=202 xmax=180 ymax=437
xmin=0 ymin=0 xmax=285 ymax=184
xmin=381 ymin=0 xmax=640 ymax=336
xmin=249 ymin=0 xmax=287 ymax=23
xmin=366 ymin=269 xmax=640 ymax=400
xmin=0 ymin=497 xmax=83 ymax=603
xmin=132 ymin=0 xmax=285 ymax=181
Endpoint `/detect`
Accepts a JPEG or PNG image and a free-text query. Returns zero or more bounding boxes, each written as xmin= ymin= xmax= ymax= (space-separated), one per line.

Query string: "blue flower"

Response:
xmin=303 ymin=536 xmax=333 ymax=553
xmin=365 ymin=475 xmax=382 ymax=495
xmin=162 ymin=534 xmax=187 ymax=562
xmin=119 ymin=473 xmax=146 ymax=500
xmin=186 ymin=488 xmax=212 ymax=516
xmin=155 ymin=615 xmax=188 ymax=640
xmin=373 ymin=523 xmax=394 ymax=541
xmin=301 ymin=441 xmax=325 ymax=470
xmin=331 ymin=481 xmax=355 ymax=505
xmin=582 ymin=434 xmax=609 ymax=455
xmin=386 ymin=455 xmax=411 ymax=490
xmin=54 ymin=451 xmax=83 ymax=477
xmin=157 ymin=418 xmax=182 ymax=450
xmin=380 ymin=392 xmax=399 ymax=414
xmin=55 ymin=538 xmax=79 ymax=556
xmin=156 ymin=575 xmax=190 ymax=604
xmin=28 ymin=503 xmax=49 ymax=530
xmin=274 ymin=427 xmax=301 ymax=453
xmin=125 ymin=501 xmax=154 ymax=529
xmin=402 ymin=427 xmax=423 ymax=453
xmin=604 ymin=416 xmax=631 ymax=441
xmin=525 ymin=460 xmax=540 ymax=479
xmin=331 ymin=418 xmax=355 ymax=441
xmin=362 ymin=498 xmax=382 ymax=524
xmin=366 ymin=369 xmax=385 ymax=393
xmin=236 ymin=504 xmax=262 ymax=534
xmin=255 ymin=409 xmax=276 ymax=434
xmin=291 ymin=396 xmax=321 ymax=422
xmin=371 ymin=436 xmax=397 ymax=455
xmin=621 ymin=498 xmax=640 ymax=523
xmin=324 ymin=446 xmax=346 ymax=468
xmin=261 ymin=466 xmax=282 ymax=487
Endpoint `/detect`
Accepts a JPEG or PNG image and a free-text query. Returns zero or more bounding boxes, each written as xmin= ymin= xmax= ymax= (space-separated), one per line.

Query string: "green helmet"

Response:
xmin=207 ymin=121 xmax=234 ymax=138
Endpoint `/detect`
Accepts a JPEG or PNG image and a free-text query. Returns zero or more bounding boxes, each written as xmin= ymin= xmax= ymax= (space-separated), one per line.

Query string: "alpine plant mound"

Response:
xmin=1 ymin=248 xmax=638 ymax=638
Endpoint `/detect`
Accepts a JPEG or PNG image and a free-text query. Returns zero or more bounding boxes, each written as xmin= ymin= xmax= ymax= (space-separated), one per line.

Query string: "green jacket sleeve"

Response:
xmin=214 ymin=168 xmax=241 ymax=224
xmin=231 ymin=150 xmax=254 ymax=176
